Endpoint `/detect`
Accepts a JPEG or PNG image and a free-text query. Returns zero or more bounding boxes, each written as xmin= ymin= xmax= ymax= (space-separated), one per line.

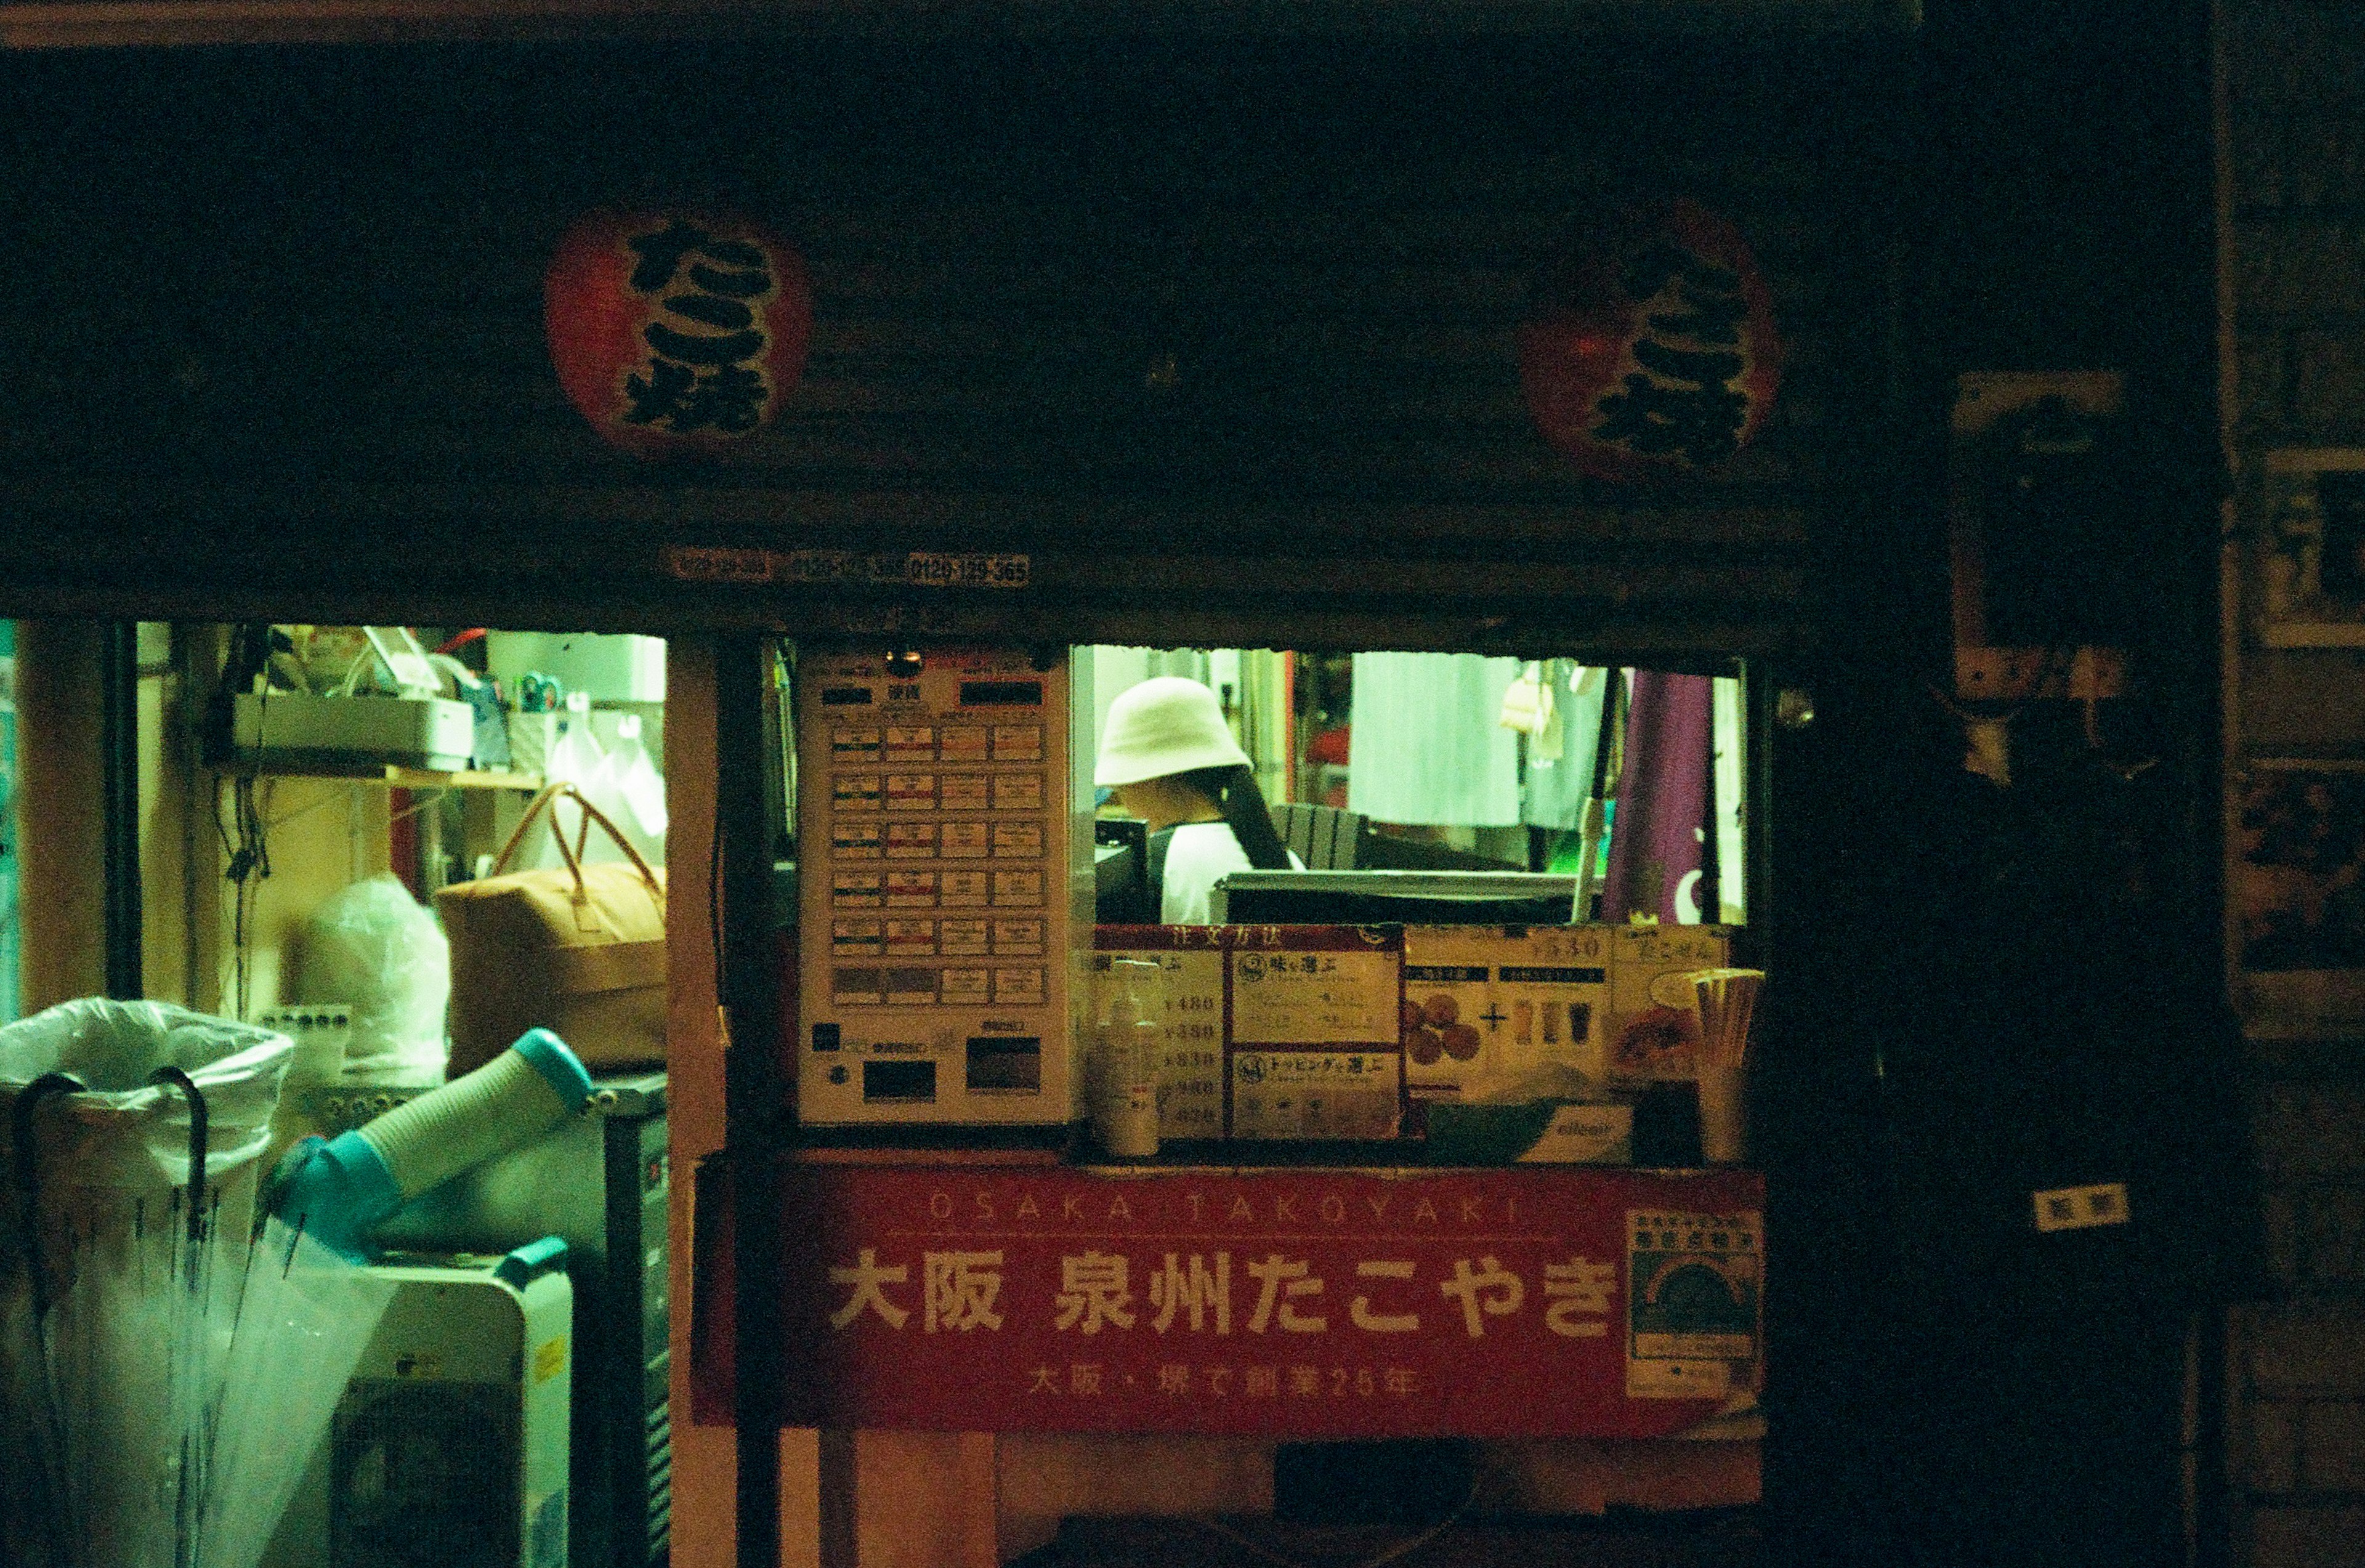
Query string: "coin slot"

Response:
xmin=966 ymin=1035 xmax=1043 ymax=1093
xmin=863 ymin=1059 xmax=937 ymax=1102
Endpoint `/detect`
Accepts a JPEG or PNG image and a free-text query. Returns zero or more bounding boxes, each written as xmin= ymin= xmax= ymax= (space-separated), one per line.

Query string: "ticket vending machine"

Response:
xmin=794 ymin=647 xmax=1093 ymax=1127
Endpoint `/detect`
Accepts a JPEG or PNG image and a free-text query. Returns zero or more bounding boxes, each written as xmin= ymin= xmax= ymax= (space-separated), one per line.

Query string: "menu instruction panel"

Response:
xmin=1230 ymin=926 xmax=1404 ymax=1140
xmin=1093 ymin=925 xmax=1405 ymax=1141
xmin=1401 ymin=924 xmax=1612 ymax=1105
xmin=1607 ymin=925 xmax=1731 ymax=1086
xmin=1091 ymin=927 xmax=1227 ymax=1141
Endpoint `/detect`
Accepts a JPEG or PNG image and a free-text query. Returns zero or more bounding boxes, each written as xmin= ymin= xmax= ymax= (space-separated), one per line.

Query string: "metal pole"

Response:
xmin=717 ymin=632 xmax=787 ymax=1568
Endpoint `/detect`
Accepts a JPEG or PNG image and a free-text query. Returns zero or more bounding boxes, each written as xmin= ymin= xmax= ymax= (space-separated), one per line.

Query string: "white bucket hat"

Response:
xmin=1095 ymin=676 xmax=1252 ymax=788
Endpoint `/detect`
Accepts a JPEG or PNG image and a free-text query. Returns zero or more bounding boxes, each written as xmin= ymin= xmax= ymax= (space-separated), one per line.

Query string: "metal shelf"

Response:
xmin=216 ymin=760 xmax=544 ymax=791
xmin=379 ymin=766 xmax=545 ymax=791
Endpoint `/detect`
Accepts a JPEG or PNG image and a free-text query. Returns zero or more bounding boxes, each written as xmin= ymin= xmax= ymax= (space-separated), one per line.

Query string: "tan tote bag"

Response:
xmin=434 ymin=780 xmax=668 ymax=1076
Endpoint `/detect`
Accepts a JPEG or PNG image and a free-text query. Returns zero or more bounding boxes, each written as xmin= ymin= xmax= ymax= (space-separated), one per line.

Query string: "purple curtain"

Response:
xmin=1601 ymin=671 xmax=1715 ymax=924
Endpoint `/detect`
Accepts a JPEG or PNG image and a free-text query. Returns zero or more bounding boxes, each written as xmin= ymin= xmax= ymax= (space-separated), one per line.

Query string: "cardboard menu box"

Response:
xmin=1090 ymin=922 xmax=1735 ymax=1142
xmin=1092 ymin=925 xmax=1406 ymax=1141
xmin=1422 ymin=1100 xmax=1636 ymax=1165
xmin=1607 ymin=924 xmax=1732 ymax=1086
xmin=1227 ymin=926 xmax=1404 ymax=1141
xmin=1401 ymin=924 xmax=1625 ymax=1163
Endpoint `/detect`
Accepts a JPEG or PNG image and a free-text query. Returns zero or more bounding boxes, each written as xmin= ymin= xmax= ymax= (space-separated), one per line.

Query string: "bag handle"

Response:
xmin=490 ymin=782 xmax=666 ymax=908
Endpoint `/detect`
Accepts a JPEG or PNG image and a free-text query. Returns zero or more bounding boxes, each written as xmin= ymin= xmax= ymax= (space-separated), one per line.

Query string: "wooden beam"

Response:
xmin=13 ymin=621 xmax=108 ymax=1012
xmin=0 ymin=0 xmax=1917 ymax=51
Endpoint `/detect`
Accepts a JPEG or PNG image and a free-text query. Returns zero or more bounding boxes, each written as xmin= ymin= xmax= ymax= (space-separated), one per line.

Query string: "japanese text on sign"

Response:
xmin=830 ymin=1245 xmax=1617 ymax=1348
xmin=710 ymin=1166 xmax=1765 ymax=1438
xmin=623 ymin=219 xmax=778 ymax=435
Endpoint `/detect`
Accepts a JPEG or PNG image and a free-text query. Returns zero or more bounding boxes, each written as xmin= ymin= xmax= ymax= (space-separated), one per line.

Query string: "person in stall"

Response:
xmin=1094 ymin=676 xmax=1302 ymax=923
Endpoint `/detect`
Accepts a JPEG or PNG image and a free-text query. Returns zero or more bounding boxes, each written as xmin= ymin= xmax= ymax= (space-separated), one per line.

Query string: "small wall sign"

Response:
xmin=2259 ymin=448 xmax=2365 ymax=647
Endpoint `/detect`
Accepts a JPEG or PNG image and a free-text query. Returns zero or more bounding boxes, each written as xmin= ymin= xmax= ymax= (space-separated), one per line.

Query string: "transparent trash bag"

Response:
xmin=0 ymin=1000 xmax=293 ymax=1568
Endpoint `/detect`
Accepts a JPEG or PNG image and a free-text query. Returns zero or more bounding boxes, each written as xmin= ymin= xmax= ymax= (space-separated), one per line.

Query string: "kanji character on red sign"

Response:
xmin=830 ymin=1248 xmax=911 ymax=1330
xmin=924 ymin=1250 xmax=1006 ymax=1333
xmin=1349 ymin=1259 xmax=1421 ymax=1333
xmin=1247 ymin=1255 xmax=1328 ymax=1333
xmin=1543 ymin=1257 xmax=1617 ymax=1338
xmin=1055 ymin=1251 xmax=1138 ymax=1334
xmin=1150 ymin=1251 xmax=1233 ymax=1335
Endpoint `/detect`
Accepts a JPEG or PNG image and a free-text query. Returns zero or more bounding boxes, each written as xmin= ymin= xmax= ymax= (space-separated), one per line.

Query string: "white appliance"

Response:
xmin=262 ymin=1243 xmax=575 ymax=1568
xmin=232 ymin=690 xmax=477 ymax=772
xmin=794 ymin=646 xmax=1093 ymax=1126
xmin=485 ymin=631 xmax=668 ymax=705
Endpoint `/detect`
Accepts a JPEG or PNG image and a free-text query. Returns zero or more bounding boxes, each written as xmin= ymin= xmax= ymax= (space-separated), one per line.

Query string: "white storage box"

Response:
xmin=232 ymin=691 xmax=476 ymax=772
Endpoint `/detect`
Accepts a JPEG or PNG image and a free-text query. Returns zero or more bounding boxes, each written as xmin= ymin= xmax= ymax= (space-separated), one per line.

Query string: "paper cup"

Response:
xmin=1695 ymin=1059 xmax=1748 ymax=1165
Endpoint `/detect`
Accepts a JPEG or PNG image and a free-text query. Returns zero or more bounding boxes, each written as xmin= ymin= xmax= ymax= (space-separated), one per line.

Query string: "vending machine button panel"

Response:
xmin=797 ymin=648 xmax=1086 ymax=1126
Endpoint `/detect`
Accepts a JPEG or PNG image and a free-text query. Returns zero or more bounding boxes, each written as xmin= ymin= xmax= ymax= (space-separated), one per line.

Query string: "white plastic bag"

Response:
xmin=516 ymin=703 xmax=666 ymax=871
xmin=0 ymin=1000 xmax=293 ymax=1564
xmin=297 ymin=874 xmax=450 ymax=1085
xmin=591 ymin=712 xmax=668 ymax=863
xmin=513 ymin=695 xmax=610 ymax=871
xmin=0 ymin=1000 xmax=292 ymax=1189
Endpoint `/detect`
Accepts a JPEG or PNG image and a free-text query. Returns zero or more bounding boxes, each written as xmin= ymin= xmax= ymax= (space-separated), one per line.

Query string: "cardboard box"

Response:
xmin=1607 ymin=924 xmax=1732 ymax=1086
xmin=1228 ymin=926 xmax=1404 ymax=1140
xmin=1401 ymin=924 xmax=1612 ymax=1107
xmin=1423 ymin=1100 xmax=1635 ymax=1165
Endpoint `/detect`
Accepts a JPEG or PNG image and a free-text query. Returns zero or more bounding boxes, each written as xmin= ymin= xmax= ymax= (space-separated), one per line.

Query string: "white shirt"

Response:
xmin=1160 ymin=822 xmax=1304 ymax=925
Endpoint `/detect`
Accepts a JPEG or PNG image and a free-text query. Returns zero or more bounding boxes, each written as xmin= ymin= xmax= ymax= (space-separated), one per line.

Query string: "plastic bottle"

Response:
xmin=1094 ymin=958 xmax=1163 ymax=1161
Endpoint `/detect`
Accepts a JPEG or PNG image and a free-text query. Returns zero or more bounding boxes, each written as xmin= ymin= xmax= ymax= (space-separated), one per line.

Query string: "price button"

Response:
xmin=939 ymin=727 xmax=990 ymax=762
xmin=885 ymin=871 xmax=938 ymax=907
xmin=993 ymin=822 xmax=1045 ymax=858
xmin=884 ymin=822 xmax=939 ymax=860
xmin=831 ymin=871 xmax=883 ymax=908
xmin=940 ymin=919 xmax=992 ymax=956
xmin=993 ymin=967 xmax=1047 ymax=1005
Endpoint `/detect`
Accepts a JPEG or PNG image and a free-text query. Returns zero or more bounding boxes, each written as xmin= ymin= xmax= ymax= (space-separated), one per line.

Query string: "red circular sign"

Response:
xmin=545 ymin=209 xmax=812 ymax=458
xmin=1517 ymin=199 xmax=1781 ymax=483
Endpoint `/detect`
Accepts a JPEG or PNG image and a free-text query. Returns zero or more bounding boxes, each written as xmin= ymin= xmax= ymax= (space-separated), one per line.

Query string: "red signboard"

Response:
xmin=694 ymin=1162 xmax=1762 ymax=1439
xmin=1517 ymin=197 xmax=1782 ymax=483
xmin=544 ymin=208 xmax=812 ymax=458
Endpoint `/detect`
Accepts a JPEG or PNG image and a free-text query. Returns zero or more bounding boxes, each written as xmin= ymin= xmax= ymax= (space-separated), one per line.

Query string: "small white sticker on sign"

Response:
xmin=2031 ymin=1181 xmax=2132 ymax=1233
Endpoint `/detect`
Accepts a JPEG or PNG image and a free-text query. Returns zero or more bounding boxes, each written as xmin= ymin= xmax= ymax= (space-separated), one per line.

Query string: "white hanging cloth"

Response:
xmin=1523 ymin=663 xmax=1609 ymax=830
xmin=1345 ymin=652 xmax=1524 ymax=826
